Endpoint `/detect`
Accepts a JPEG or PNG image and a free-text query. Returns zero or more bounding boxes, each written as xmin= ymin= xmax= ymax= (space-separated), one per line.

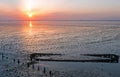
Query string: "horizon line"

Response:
xmin=0 ymin=19 xmax=120 ymax=21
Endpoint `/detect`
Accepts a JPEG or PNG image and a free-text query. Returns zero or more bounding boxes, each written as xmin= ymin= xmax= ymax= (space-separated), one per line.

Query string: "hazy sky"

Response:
xmin=0 ymin=0 xmax=120 ymax=20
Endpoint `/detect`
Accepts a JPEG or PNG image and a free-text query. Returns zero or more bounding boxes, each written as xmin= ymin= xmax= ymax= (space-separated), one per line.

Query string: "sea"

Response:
xmin=0 ymin=20 xmax=120 ymax=77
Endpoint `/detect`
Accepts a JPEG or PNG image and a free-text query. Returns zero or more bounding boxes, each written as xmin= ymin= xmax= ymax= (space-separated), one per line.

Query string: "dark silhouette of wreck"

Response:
xmin=29 ymin=53 xmax=119 ymax=65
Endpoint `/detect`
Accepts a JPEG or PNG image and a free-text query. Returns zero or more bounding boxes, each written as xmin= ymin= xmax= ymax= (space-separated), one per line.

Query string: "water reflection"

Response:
xmin=29 ymin=21 xmax=33 ymax=28
xmin=28 ymin=21 xmax=33 ymax=35
xmin=21 ymin=21 xmax=61 ymax=53
xmin=22 ymin=21 xmax=59 ymax=36
xmin=22 ymin=21 xmax=34 ymax=35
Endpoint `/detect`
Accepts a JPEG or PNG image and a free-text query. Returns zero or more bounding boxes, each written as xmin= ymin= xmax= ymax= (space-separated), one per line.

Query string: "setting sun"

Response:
xmin=22 ymin=0 xmax=34 ymax=18
xmin=28 ymin=13 xmax=33 ymax=18
xmin=27 ymin=0 xmax=33 ymax=18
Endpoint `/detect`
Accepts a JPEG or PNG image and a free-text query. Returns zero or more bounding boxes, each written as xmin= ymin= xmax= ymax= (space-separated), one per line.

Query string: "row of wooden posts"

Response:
xmin=0 ymin=53 xmax=53 ymax=77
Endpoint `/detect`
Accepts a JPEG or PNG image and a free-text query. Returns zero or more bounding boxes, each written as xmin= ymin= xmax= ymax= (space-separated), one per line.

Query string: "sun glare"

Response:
xmin=28 ymin=13 xmax=33 ymax=18
xmin=26 ymin=0 xmax=33 ymax=18
xmin=21 ymin=0 xmax=41 ymax=19
xmin=28 ymin=0 xmax=32 ymax=11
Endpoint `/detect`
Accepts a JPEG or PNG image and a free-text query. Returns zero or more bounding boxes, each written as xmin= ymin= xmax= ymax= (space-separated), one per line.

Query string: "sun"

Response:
xmin=26 ymin=0 xmax=33 ymax=18
xmin=21 ymin=0 xmax=37 ymax=19
xmin=28 ymin=12 xmax=33 ymax=18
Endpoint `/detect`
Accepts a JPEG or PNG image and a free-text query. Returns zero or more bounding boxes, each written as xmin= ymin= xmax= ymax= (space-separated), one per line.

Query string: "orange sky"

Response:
xmin=0 ymin=0 xmax=120 ymax=20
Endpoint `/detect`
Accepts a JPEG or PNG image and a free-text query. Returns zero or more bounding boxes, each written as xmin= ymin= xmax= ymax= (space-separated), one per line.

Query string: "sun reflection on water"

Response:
xmin=28 ymin=21 xmax=33 ymax=35
xmin=22 ymin=21 xmax=34 ymax=35
xmin=29 ymin=21 xmax=32 ymax=28
xmin=22 ymin=21 xmax=65 ymax=37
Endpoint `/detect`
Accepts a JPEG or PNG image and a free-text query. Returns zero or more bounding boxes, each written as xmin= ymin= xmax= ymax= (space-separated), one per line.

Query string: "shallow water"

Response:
xmin=0 ymin=21 xmax=120 ymax=77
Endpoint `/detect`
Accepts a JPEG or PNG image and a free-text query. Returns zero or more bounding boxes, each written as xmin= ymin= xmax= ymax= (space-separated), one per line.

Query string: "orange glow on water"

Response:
xmin=29 ymin=21 xmax=32 ymax=27
xmin=22 ymin=21 xmax=59 ymax=36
